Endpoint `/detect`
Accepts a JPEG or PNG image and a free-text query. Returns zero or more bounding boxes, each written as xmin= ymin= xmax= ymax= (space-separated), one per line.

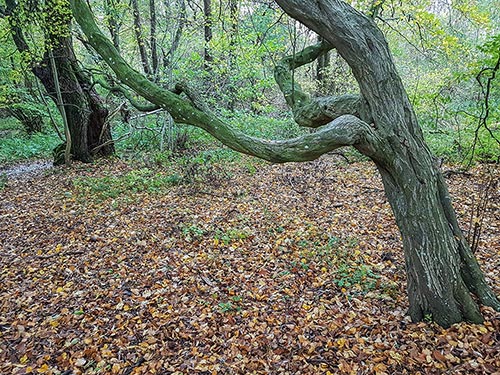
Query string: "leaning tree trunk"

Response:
xmin=275 ymin=0 xmax=500 ymax=327
xmin=71 ymin=0 xmax=500 ymax=327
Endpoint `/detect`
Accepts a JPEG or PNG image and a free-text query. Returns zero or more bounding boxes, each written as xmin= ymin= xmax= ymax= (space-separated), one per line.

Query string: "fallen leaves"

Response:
xmin=0 ymin=156 xmax=499 ymax=374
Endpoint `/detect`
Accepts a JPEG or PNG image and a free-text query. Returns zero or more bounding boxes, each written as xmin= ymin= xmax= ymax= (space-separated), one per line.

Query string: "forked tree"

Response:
xmin=70 ymin=0 xmax=500 ymax=327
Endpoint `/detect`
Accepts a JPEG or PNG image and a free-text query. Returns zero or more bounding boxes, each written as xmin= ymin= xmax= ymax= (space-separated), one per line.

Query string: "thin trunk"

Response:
xmin=316 ymin=35 xmax=330 ymax=84
xmin=149 ymin=0 xmax=159 ymax=78
xmin=203 ymin=0 xmax=213 ymax=69
xmin=131 ymin=0 xmax=152 ymax=76
xmin=48 ymin=49 xmax=71 ymax=166
xmin=162 ymin=0 xmax=185 ymax=71
xmin=228 ymin=0 xmax=238 ymax=110
xmin=105 ymin=0 xmax=121 ymax=51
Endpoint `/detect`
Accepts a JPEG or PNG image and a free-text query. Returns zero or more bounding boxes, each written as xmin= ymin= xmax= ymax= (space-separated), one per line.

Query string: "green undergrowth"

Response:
xmin=72 ymin=168 xmax=182 ymax=203
xmin=0 ymin=131 xmax=58 ymax=164
xmin=423 ymin=124 xmax=500 ymax=164
xmin=296 ymin=235 xmax=386 ymax=296
xmin=0 ymin=117 xmax=58 ymax=164
xmin=269 ymin=223 xmax=399 ymax=299
xmin=72 ymin=147 xmax=252 ymax=203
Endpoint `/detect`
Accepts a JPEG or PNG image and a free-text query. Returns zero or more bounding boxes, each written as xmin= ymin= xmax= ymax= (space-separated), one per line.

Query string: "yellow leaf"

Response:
xmin=20 ymin=354 xmax=28 ymax=364
xmin=37 ymin=364 xmax=50 ymax=373
xmin=336 ymin=338 xmax=346 ymax=349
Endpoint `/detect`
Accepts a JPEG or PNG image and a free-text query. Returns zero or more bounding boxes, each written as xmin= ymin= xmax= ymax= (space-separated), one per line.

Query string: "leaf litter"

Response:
xmin=0 ymin=155 xmax=499 ymax=375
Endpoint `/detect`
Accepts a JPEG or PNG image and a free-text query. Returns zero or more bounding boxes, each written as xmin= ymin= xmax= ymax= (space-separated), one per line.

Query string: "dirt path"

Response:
xmin=0 ymin=160 xmax=53 ymax=180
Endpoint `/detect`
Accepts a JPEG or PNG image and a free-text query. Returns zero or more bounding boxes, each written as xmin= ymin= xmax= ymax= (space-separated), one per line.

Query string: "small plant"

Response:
xmin=214 ymin=227 xmax=251 ymax=245
xmin=424 ymin=313 xmax=434 ymax=323
xmin=218 ymin=301 xmax=241 ymax=313
xmin=181 ymin=224 xmax=206 ymax=242
xmin=332 ymin=263 xmax=380 ymax=291
xmin=0 ymin=173 xmax=6 ymax=190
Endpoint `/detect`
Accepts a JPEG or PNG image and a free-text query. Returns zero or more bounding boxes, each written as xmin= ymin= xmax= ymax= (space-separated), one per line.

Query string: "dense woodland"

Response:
xmin=0 ymin=0 xmax=499 ymax=374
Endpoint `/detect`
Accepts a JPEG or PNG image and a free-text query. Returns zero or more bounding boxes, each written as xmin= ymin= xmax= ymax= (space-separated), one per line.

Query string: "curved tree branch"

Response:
xmin=70 ymin=0 xmax=380 ymax=163
xmin=94 ymin=76 xmax=160 ymax=112
xmin=274 ymin=40 xmax=369 ymax=127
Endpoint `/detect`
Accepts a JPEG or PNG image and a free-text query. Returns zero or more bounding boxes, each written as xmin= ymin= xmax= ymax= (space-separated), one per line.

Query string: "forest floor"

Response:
xmin=0 ymin=155 xmax=499 ymax=375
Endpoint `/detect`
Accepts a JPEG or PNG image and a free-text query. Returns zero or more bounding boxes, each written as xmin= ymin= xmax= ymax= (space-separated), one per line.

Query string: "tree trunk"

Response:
xmin=161 ymin=0 xmax=186 ymax=71
xmin=149 ymin=0 xmax=159 ymax=78
xmin=71 ymin=0 xmax=500 ymax=327
xmin=203 ymin=0 xmax=213 ymax=69
xmin=105 ymin=0 xmax=121 ymax=51
xmin=275 ymin=0 xmax=500 ymax=327
xmin=6 ymin=0 xmax=114 ymax=164
xmin=131 ymin=0 xmax=152 ymax=76
xmin=316 ymin=35 xmax=330 ymax=84
xmin=34 ymin=39 xmax=114 ymax=164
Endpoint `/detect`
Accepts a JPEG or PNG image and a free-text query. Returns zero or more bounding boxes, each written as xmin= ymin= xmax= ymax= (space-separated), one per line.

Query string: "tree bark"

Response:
xmin=70 ymin=0 xmax=499 ymax=327
xmin=6 ymin=0 xmax=114 ymax=164
xmin=105 ymin=0 xmax=121 ymax=51
xmin=275 ymin=0 xmax=500 ymax=327
xmin=131 ymin=0 xmax=152 ymax=76
xmin=316 ymin=35 xmax=330 ymax=84
xmin=203 ymin=0 xmax=213 ymax=69
xmin=149 ymin=0 xmax=159 ymax=78
xmin=161 ymin=0 xmax=186 ymax=71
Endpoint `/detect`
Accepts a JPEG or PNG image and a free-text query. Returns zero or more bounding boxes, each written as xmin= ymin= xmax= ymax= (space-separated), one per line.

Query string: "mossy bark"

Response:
xmin=5 ymin=0 xmax=114 ymax=164
xmin=32 ymin=38 xmax=114 ymax=164
xmin=276 ymin=0 xmax=500 ymax=327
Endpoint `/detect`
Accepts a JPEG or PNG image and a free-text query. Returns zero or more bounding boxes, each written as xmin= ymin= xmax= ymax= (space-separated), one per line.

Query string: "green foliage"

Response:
xmin=0 ymin=173 xmax=7 ymax=191
xmin=424 ymin=125 xmax=500 ymax=164
xmin=72 ymin=168 xmax=182 ymax=202
xmin=290 ymin=232 xmax=383 ymax=295
xmin=221 ymin=109 xmax=305 ymax=139
xmin=0 ymin=128 xmax=58 ymax=163
xmin=383 ymin=1 xmax=500 ymax=165
xmin=214 ymin=227 xmax=251 ymax=246
xmin=218 ymin=300 xmax=241 ymax=313
xmin=181 ymin=224 xmax=206 ymax=242
xmin=0 ymin=30 xmax=52 ymax=134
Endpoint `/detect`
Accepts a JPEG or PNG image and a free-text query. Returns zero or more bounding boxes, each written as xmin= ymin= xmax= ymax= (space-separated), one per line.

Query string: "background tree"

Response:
xmin=3 ymin=0 xmax=114 ymax=164
xmin=70 ymin=0 xmax=499 ymax=327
